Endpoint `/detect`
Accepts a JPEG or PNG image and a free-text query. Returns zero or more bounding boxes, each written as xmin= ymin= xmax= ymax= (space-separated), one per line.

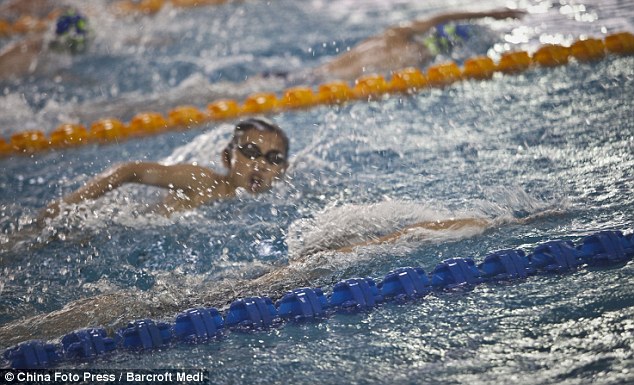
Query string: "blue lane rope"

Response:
xmin=3 ymin=229 xmax=633 ymax=369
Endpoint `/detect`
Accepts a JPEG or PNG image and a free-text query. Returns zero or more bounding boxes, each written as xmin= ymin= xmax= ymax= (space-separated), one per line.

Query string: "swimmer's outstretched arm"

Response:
xmin=336 ymin=217 xmax=491 ymax=253
xmin=41 ymin=162 xmax=222 ymax=218
xmin=388 ymin=8 xmax=526 ymax=39
xmin=335 ymin=210 xmax=560 ymax=254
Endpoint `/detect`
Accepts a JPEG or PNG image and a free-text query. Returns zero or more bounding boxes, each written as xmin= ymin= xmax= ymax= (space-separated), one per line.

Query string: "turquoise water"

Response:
xmin=1 ymin=0 xmax=633 ymax=383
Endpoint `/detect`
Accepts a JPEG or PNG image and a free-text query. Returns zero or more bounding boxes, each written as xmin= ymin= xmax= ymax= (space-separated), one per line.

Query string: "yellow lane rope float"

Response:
xmin=0 ymin=32 xmax=633 ymax=158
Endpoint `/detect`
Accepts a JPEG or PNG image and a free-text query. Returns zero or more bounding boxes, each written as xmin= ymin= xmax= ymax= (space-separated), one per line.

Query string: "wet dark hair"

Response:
xmin=223 ymin=118 xmax=290 ymax=167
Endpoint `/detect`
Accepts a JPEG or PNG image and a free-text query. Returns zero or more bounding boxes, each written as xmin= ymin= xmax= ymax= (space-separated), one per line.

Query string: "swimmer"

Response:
xmin=40 ymin=118 xmax=289 ymax=219
xmin=0 ymin=0 xmax=227 ymax=81
xmin=0 ymin=5 xmax=93 ymax=80
xmin=309 ymin=8 xmax=526 ymax=82
xmin=236 ymin=8 xmax=527 ymax=85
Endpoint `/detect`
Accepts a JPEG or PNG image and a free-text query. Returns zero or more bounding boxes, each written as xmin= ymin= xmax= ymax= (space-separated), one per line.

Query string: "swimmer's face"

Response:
xmin=229 ymin=128 xmax=288 ymax=194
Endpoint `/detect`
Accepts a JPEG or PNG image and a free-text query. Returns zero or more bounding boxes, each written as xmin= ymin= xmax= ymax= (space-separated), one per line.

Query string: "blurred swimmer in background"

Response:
xmin=0 ymin=5 xmax=93 ymax=80
xmin=292 ymin=8 xmax=526 ymax=82
xmin=0 ymin=0 xmax=230 ymax=81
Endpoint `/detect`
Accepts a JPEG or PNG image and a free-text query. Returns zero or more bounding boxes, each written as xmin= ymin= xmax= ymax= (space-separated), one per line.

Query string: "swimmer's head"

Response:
xmin=223 ymin=118 xmax=290 ymax=194
xmin=423 ymin=23 xmax=473 ymax=55
xmin=50 ymin=9 xmax=91 ymax=54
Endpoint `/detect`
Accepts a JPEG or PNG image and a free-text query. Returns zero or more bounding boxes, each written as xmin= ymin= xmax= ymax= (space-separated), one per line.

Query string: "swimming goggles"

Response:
xmin=52 ymin=10 xmax=91 ymax=54
xmin=237 ymin=143 xmax=286 ymax=165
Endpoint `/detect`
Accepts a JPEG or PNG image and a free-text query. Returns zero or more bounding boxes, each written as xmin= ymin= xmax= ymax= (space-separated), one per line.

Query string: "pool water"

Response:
xmin=1 ymin=0 xmax=633 ymax=383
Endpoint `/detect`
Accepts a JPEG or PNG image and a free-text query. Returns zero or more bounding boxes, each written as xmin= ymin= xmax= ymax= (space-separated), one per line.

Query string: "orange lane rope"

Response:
xmin=0 ymin=31 xmax=632 ymax=157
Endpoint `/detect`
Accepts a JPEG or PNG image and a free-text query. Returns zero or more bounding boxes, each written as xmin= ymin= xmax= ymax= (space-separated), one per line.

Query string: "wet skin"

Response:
xmin=40 ymin=127 xmax=288 ymax=218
